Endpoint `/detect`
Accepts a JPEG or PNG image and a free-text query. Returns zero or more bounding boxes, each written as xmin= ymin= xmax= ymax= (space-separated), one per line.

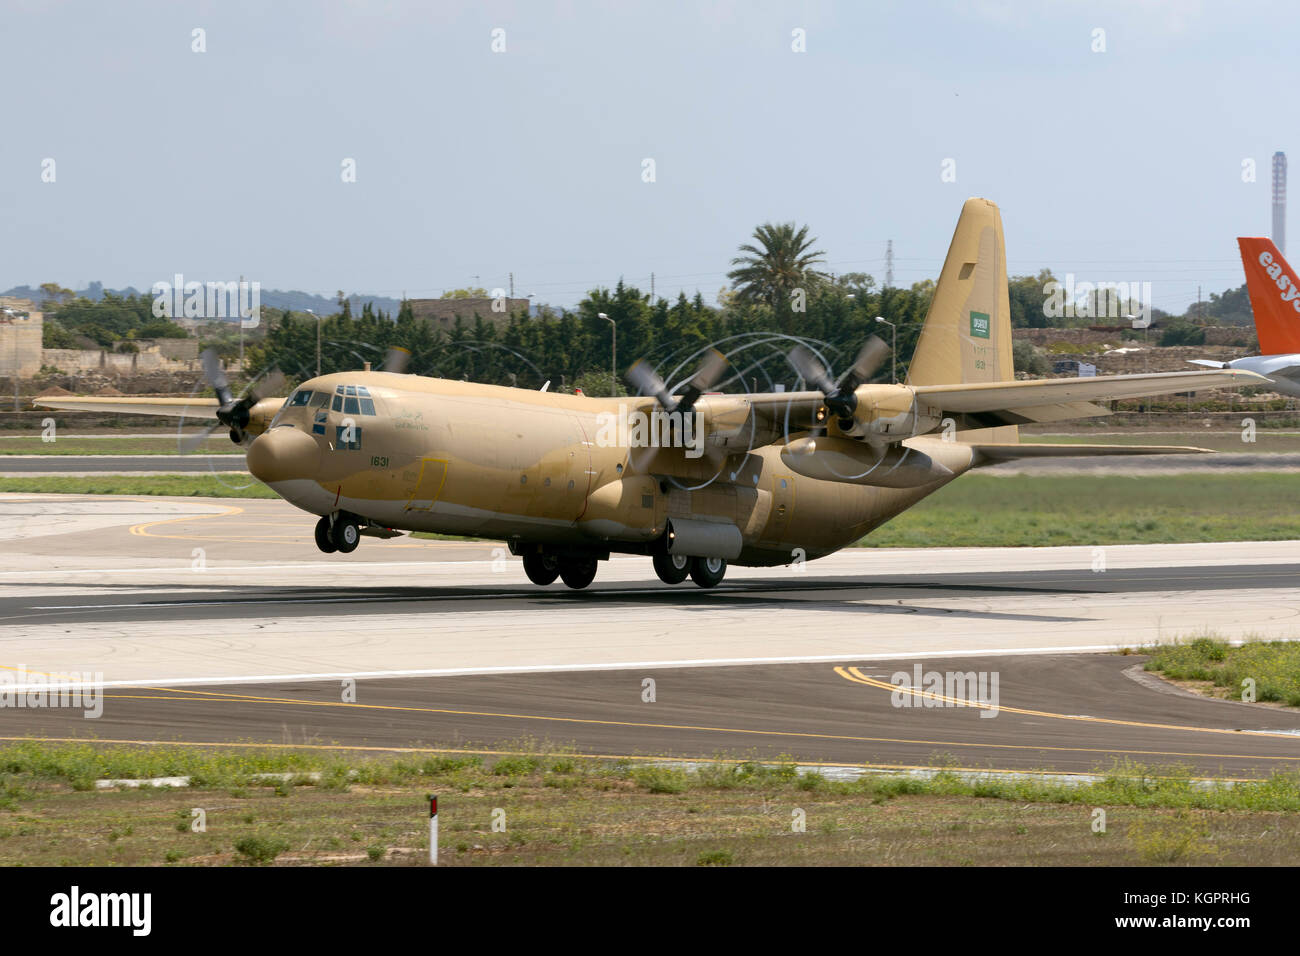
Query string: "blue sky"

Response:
xmin=1 ymin=0 xmax=1293 ymax=313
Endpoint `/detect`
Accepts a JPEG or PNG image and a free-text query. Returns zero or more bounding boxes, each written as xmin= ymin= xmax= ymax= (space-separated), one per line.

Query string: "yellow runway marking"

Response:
xmin=836 ymin=666 xmax=1300 ymax=741
xmin=129 ymin=503 xmax=245 ymax=539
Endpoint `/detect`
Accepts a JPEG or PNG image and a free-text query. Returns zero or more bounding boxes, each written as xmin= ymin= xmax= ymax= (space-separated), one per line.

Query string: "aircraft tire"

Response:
xmin=558 ymin=556 xmax=598 ymax=589
xmin=523 ymin=552 xmax=560 ymax=586
xmin=653 ymin=553 xmax=691 ymax=584
xmin=689 ymin=555 xmax=727 ymax=588
xmin=315 ymin=516 xmax=337 ymax=553
xmin=332 ymin=516 xmax=361 ymax=554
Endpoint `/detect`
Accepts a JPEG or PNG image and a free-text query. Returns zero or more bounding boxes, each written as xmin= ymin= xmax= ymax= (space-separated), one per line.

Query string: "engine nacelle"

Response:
xmin=780 ymin=436 xmax=953 ymax=488
xmin=838 ymin=385 xmax=943 ymax=441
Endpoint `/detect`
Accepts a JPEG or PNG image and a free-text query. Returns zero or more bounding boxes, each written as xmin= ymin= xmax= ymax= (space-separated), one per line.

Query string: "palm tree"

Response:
xmin=727 ymin=222 xmax=829 ymax=326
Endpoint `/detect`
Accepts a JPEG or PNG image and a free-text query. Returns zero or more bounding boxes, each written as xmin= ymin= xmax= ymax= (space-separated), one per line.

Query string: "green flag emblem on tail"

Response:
xmin=969 ymin=311 xmax=990 ymax=339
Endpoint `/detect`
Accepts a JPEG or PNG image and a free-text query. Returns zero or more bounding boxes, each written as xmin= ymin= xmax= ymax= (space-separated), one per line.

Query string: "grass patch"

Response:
xmin=0 ymin=436 xmax=234 ymax=456
xmin=0 ymin=475 xmax=275 ymax=498
xmin=1146 ymin=636 xmax=1300 ymax=707
xmin=0 ymin=742 xmax=1297 ymax=865
xmin=860 ymin=473 xmax=1300 ymax=547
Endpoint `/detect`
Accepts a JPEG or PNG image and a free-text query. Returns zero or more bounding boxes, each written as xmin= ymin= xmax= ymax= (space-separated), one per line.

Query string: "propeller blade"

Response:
xmin=786 ymin=344 xmax=837 ymax=396
xmin=179 ymin=420 xmax=222 ymax=453
xmin=383 ymin=346 xmax=412 ymax=374
xmin=675 ymin=349 xmax=730 ymax=413
xmin=250 ymin=366 xmax=285 ymax=402
xmin=626 ymin=360 xmax=674 ymax=408
xmin=200 ymin=349 xmax=234 ymax=407
xmin=839 ymin=335 xmax=891 ymax=391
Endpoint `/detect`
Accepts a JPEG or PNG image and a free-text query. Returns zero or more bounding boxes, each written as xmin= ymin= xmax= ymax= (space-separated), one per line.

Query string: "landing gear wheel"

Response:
xmin=558 ymin=556 xmax=598 ymax=590
xmin=690 ymin=556 xmax=727 ymax=588
xmin=653 ymin=553 xmax=691 ymax=584
xmin=331 ymin=515 xmax=360 ymax=554
xmin=314 ymin=516 xmax=337 ymax=553
xmin=523 ymin=552 xmax=560 ymax=586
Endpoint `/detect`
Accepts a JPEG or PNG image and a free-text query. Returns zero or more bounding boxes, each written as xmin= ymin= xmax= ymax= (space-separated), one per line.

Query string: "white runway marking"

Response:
xmin=0 ymin=640 xmax=1218 ymax=691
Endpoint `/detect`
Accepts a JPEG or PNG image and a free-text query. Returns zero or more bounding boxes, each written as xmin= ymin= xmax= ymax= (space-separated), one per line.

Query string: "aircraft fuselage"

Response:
xmin=247 ymin=371 xmax=975 ymax=567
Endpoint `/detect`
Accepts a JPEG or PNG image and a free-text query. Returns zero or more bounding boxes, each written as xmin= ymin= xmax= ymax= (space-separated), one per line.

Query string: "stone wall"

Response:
xmin=39 ymin=340 xmax=200 ymax=375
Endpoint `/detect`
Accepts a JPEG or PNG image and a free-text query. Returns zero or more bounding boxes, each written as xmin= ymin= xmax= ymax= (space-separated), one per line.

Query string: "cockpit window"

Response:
xmin=309 ymin=391 xmax=329 ymax=408
xmin=288 ymin=390 xmax=314 ymax=407
xmin=332 ymin=385 xmax=378 ymax=416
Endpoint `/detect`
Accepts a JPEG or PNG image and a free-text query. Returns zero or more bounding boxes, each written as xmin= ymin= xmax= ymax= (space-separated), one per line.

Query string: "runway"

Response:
xmin=1 ymin=493 xmax=1298 ymax=778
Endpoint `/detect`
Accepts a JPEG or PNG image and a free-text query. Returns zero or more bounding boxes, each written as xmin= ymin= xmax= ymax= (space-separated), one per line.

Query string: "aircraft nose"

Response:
xmin=246 ymin=427 xmax=321 ymax=484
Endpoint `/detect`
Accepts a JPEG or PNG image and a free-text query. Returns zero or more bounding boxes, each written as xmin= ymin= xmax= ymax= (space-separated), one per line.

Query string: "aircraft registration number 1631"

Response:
xmin=370 ymin=455 xmax=390 ymax=468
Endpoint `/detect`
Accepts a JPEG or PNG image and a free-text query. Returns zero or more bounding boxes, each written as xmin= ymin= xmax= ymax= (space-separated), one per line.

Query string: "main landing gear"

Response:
xmin=521 ymin=551 xmax=599 ymax=589
xmin=652 ymin=553 xmax=690 ymax=584
xmin=516 ymin=546 xmax=728 ymax=591
xmin=654 ymin=553 xmax=727 ymax=588
xmin=687 ymin=555 xmax=727 ymax=589
xmin=315 ymin=513 xmax=360 ymax=554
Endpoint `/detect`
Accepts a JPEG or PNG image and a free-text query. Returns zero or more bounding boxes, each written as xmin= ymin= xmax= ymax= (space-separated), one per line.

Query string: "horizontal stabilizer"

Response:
xmin=914 ymin=368 xmax=1265 ymax=414
xmin=968 ymin=442 xmax=1212 ymax=464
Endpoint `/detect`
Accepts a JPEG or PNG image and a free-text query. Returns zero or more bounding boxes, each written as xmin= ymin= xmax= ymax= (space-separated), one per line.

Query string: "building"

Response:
xmin=0 ymin=298 xmax=44 ymax=379
xmin=408 ymin=297 xmax=533 ymax=331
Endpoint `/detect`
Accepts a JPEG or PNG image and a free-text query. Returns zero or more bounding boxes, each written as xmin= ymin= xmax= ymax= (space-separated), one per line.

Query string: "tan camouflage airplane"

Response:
xmin=38 ymin=198 xmax=1264 ymax=589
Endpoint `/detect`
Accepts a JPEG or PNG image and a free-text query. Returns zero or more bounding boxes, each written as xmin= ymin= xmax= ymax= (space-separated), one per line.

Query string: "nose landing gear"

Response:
xmin=315 ymin=513 xmax=361 ymax=554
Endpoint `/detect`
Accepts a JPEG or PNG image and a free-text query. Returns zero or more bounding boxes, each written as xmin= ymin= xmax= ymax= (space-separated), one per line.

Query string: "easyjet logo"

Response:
xmin=1257 ymin=250 xmax=1300 ymax=313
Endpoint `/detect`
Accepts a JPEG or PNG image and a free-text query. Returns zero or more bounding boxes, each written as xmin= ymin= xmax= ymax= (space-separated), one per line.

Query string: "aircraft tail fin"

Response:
xmin=906 ymin=197 xmax=1017 ymax=442
xmin=1238 ymin=237 xmax=1300 ymax=354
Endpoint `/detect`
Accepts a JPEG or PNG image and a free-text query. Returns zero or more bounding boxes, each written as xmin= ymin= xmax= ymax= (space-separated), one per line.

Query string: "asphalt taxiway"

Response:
xmin=1 ymin=493 xmax=1297 ymax=778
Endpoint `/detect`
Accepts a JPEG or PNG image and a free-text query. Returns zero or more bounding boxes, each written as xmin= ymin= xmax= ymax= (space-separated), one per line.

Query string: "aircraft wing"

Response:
xmin=32 ymin=396 xmax=220 ymax=418
xmin=693 ymin=368 xmax=1265 ymax=445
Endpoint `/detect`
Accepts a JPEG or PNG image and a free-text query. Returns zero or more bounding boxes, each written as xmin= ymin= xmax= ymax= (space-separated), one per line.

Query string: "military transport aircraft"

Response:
xmin=36 ymin=198 xmax=1263 ymax=589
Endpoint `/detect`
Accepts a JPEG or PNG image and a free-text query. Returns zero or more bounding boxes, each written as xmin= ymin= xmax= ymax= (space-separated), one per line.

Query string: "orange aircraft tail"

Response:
xmin=1238 ymin=237 xmax=1300 ymax=354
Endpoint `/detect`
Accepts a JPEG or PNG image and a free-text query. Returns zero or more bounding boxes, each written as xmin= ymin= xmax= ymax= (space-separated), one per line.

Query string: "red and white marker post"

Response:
xmin=428 ymin=795 xmax=438 ymax=865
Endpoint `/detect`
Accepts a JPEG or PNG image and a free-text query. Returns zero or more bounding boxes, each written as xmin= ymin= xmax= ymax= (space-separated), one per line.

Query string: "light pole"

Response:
xmin=874 ymin=316 xmax=897 ymax=384
xmin=598 ymin=312 xmax=616 ymax=395
xmin=307 ymin=309 xmax=322 ymax=377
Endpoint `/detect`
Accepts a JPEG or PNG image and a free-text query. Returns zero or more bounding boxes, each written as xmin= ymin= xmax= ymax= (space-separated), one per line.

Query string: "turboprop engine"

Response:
xmin=785 ymin=341 xmax=944 ymax=440
xmin=834 ymin=384 xmax=945 ymax=441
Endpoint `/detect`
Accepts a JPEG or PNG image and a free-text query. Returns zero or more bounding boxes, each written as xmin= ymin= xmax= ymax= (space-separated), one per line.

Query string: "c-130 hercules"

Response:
xmin=39 ymin=199 xmax=1263 ymax=589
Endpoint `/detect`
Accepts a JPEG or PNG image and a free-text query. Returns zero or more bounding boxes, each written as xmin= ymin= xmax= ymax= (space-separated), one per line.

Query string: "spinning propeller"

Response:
xmin=382 ymin=346 xmax=412 ymax=374
xmin=180 ymin=349 xmax=286 ymax=451
xmin=786 ymin=335 xmax=890 ymax=426
xmin=625 ymin=348 xmax=729 ymax=416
